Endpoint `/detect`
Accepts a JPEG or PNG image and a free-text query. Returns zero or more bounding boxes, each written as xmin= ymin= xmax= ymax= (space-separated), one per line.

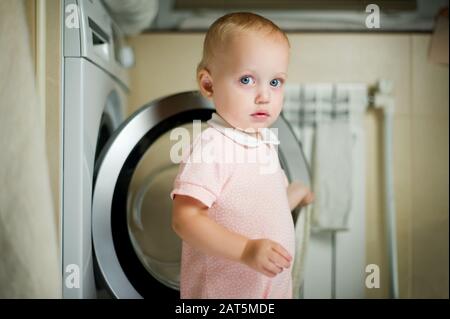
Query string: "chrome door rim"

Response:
xmin=92 ymin=91 xmax=213 ymax=298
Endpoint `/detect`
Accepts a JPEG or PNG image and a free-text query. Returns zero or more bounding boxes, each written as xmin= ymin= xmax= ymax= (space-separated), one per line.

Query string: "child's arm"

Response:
xmin=172 ymin=194 xmax=292 ymax=278
xmin=286 ymin=181 xmax=314 ymax=211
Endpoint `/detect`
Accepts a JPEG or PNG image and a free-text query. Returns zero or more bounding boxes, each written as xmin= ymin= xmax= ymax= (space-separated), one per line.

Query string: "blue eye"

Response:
xmin=240 ymin=76 xmax=254 ymax=85
xmin=270 ymin=79 xmax=282 ymax=87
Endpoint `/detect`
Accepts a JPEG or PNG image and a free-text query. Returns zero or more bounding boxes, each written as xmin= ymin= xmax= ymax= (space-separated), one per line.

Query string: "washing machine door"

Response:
xmin=92 ymin=91 xmax=310 ymax=298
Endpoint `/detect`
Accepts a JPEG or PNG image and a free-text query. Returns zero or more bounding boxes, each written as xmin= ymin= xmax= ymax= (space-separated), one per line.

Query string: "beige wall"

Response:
xmin=127 ymin=33 xmax=449 ymax=298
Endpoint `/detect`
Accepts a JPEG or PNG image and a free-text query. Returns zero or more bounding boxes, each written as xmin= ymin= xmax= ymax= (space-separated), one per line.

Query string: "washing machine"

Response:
xmin=62 ymin=0 xmax=311 ymax=299
xmin=62 ymin=0 xmax=128 ymax=298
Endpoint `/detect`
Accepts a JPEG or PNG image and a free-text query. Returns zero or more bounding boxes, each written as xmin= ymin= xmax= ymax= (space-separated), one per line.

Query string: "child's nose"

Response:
xmin=255 ymin=87 xmax=270 ymax=104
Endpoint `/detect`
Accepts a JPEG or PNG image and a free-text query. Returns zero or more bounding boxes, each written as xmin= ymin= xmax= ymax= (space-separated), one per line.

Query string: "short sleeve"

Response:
xmin=170 ymin=131 xmax=233 ymax=208
xmin=281 ymin=168 xmax=289 ymax=188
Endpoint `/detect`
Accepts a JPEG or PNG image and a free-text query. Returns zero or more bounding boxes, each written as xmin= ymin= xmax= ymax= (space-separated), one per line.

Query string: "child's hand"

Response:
xmin=287 ymin=181 xmax=315 ymax=210
xmin=240 ymin=239 xmax=292 ymax=278
xmin=298 ymin=184 xmax=314 ymax=206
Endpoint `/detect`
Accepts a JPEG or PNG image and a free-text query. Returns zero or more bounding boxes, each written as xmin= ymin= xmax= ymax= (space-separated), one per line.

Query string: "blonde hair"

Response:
xmin=196 ymin=12 xmax=290 ymax=81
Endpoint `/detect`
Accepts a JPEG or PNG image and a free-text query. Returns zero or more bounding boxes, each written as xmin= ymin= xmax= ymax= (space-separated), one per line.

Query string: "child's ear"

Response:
xmin=198 ymin=68 xmax=214 ymax=99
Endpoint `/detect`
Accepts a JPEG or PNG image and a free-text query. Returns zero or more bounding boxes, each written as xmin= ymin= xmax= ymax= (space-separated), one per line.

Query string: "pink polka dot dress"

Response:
xmin=170 ymin=112 xmax=295 ymax=299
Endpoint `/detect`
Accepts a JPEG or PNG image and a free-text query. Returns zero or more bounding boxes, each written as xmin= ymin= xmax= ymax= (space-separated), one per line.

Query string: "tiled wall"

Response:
xmin=127 ymin=33 xmax=449 ymax=298
xmin=410 ymin=35 xmax=448 ymax=298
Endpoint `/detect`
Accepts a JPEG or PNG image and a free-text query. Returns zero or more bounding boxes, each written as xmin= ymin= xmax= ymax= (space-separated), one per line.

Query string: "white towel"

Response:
xmin=103 ymin=0 xmax=159 ymax=35
xmin=284 ymin=83 xmax=358 ymax=232
xmin=292 ymin=205 xmax=312 ymax=298
xmin=312 ymin=120 xmax=353 ymax=231
xmin=0 ymin=0 xmax=60 ymax=298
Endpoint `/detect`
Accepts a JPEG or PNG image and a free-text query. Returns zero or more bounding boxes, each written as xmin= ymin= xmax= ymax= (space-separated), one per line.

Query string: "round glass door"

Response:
xmin=92 ymin=92 xmax=214 ymax=298
xmin=127 ymin=121 xmax=207 ymax=290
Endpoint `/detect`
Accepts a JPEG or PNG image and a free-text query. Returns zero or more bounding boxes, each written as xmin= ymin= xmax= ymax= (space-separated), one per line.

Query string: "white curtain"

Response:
xmin=0 ymin=0 xmax=60 ymax=298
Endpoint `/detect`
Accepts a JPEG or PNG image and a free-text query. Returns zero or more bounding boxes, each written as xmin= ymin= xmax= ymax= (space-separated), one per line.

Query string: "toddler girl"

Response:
xmin=170 ymin=12 xmax=314 ymax=299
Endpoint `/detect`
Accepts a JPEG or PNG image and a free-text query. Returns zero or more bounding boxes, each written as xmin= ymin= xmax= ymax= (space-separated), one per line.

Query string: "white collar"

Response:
xmin=206 ymin=112 xmax=280 ymax=148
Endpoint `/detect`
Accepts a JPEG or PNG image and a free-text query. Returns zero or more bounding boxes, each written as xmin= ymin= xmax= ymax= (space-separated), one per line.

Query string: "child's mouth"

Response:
xmin=251 ymin=112 xmax=270 ymax=120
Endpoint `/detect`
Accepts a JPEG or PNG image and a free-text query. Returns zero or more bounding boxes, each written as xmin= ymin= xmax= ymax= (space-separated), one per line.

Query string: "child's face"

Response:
xmin=202 ymin=31 xmax=290 ymax=134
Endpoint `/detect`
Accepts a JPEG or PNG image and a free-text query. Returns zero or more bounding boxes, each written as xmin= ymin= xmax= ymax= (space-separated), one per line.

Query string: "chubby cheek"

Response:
xmin=214 ymin=82 xmax=251 ymax=110
xmin=227 ymin=82 xmax=254 ymax=104
xmin=271 ymin=90 xmax=284 ymax=115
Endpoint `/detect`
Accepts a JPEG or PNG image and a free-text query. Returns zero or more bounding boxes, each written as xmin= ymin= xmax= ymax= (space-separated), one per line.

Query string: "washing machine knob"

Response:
xmin=119 ymin=46 xmax=135 ymax=68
